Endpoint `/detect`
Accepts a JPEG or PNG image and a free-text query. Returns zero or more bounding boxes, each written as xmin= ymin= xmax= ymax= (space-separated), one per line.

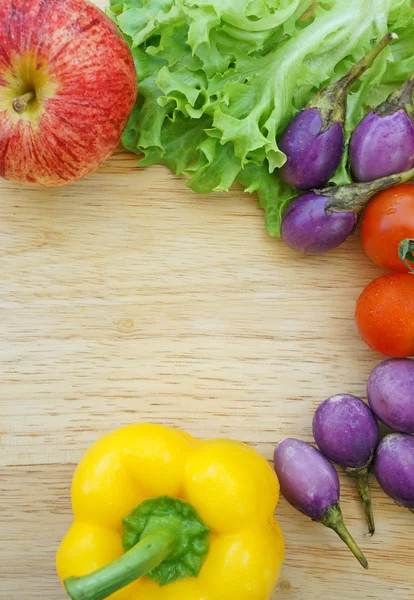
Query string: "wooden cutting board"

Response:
xmin=1 ymin=3 xmax=413 ymax=599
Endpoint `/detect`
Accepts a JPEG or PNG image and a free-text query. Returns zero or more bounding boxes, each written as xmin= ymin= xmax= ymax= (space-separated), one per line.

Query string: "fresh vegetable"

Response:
xmin=355 ymin=273 xmax=414 ymax=357
xmin=350 ymin=74 xmax=414 ymax=182
xmin=57 ymin=424 xmax=285 ymax=600
xmin=279 ymin=34 xmax=396 ymax=190
xmin=367 ymin=358 xmax=414 ymax=433
xmin=0 ymin=0 xmax=137 ymax=187
xmin=374 ymin=434 xmax=414 ymax=512
xmin=360 ymin=184 xmax=414 ymax=272
xmin=108 ymin=0 xmax=414 ymax=236
xmin=281 ymin=192 xmax=356 ymax=254
xmin=281 ymin=167 xmax=414 ymax=254
xmin=313 ymin=395 xmax=379 ymax=535
xmin=273 ymin=438 xmax=368 ymax=569
xmin=400 ymin=238 xmax=414 ymax=271
xmin=282 ymin=190 xmax=357 ymax=254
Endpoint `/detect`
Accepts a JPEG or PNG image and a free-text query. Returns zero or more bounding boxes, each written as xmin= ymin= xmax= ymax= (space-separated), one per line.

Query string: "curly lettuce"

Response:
xmin=108 ymin=0 xmax=414 ymax=236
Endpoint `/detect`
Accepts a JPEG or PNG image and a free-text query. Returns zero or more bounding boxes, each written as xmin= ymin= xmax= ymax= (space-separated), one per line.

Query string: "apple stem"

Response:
xmin=12 ymin=91 xmax=36 ymax=114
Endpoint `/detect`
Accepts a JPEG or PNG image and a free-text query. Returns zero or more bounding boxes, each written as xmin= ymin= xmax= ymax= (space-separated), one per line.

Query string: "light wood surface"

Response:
xmin=1 ymin=3 xmax=413 ymax=598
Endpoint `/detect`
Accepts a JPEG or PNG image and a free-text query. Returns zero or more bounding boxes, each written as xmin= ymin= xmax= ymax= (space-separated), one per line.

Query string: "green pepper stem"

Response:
xmin=346 ymin=464 xmax=375 ymax=535
xmin=321 ymin=503 xmax=369 ymax=569
xmin=64 ymin=528 xmax=176 ymax=600
xmin=399 ymin=238 xmax=414 ymax=273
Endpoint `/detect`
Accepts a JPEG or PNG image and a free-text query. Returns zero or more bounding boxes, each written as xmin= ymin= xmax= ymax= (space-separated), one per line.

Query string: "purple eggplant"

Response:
xmin=350 ymin=74 xmax=414 ymax=182
xmin=374 ymin=434 xmax=414 ymax=512
xmin=313 ymin=395 xmax=379 ymax=534
xmin=280 ymin=110 xmax=344 ymax=190
xmin=274 ymin=438 xmax=368 ymax=569
xmin=281 ymin=166 xmax=414 ymax=254
xmin=367 ymin=358 xmax=414 ymax=434
xmin=281 ymin=192 xmax=356 ymax=254
xmin=279 ymin=33 xmax=397 ymax=190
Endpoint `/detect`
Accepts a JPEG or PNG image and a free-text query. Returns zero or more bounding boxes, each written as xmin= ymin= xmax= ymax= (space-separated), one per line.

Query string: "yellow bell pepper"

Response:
xmin=57 ymin=424 xmax=285 ymax=600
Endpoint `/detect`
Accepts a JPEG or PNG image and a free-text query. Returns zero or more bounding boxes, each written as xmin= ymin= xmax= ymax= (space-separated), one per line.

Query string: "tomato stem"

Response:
xmin=399 ymin=238 xmax=414 ymax=273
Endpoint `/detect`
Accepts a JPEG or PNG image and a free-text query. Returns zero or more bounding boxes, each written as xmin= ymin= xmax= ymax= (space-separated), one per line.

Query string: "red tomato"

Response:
xmin=356 ymin=273 xmax=414 ymax=358
xmin=361 ymin=184 xmax=414 ymax=273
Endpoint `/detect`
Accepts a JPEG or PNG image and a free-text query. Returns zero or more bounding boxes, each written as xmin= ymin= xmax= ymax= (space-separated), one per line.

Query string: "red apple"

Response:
xmin=0 ymin=0 xmax=137 ymax=186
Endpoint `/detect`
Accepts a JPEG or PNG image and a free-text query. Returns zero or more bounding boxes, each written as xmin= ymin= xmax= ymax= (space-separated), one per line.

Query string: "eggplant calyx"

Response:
xmin=399 ymin=238 xmax=414 ymax=273
xmin=306 ymin=89 xmax=346 ymax=135
xmin=376 ymin=73 xmax=414 ymax=120
xmin=346 ymin=457 xmax=375 ymax=536
xmin=323 ymin=166 xmax=414 ymax=217
xmin=307 ymin=33 xmax=397 ymax=132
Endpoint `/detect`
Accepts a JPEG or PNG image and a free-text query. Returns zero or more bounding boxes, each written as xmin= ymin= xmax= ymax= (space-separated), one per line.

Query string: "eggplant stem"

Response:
xmin=321 ymin=503 xmax=369 ymax=569
xmin=308 ymin=33 xmax=397 ymax=133
xmin=324 ymin=166 xmax=414 ymax=217
xmin=399 ymin=239 xmax=414 ymax=273
xmin=337 ymin=33 xmax=397 ymax=92
xmin=346 ymin=464 xmax=375 ymax=536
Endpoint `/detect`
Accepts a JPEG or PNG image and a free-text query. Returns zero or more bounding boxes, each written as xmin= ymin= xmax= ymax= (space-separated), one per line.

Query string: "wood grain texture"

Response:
xmin=1 ymin=2 xmax=413 ymax=598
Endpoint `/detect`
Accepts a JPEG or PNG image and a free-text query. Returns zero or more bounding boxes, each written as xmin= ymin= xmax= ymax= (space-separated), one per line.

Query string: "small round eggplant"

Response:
xmin=280 ymin=110 xmax=344 ymax=190
xmin=281 ymin=192 xmax=356 ymax=254
xmin=279 ymin=33 xmax=397 ymax=190
xmin=274 ymin=439 xmax=368 ymax=569
xmin=313 ymin=395 xmax=379 ymax=534
xmin=281 ymin=166 xmax=414 ymax=255
xmin=367 ymin=358 xmax=414 ymax=434
xmin=374 ymin=434 xmax=414 ymax=512
xmin=350 ymin=74 xmax=414 ymax=182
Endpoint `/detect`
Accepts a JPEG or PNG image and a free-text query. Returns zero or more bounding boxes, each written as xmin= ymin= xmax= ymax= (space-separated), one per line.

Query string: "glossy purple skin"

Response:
xmin=367 ymin=358 xmax=414 ymax=434
xmin=280 ymin=108 xmax=344 ymax=190
xmin=313 ymin=394 xmax=379 ymax=469
xmin=273 ymin=438 xmax=340 ymax=521
xmin=281 ymin=192 xmax=356 ymax=254
xmin=374 ymin=434 xmax=414 ymax=509
xmin=350 ymin=109 xmax=414 ymax=182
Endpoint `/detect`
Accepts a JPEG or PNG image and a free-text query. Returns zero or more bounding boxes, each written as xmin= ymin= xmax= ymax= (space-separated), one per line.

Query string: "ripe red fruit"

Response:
xmin=355 ymin=273 xmax=414 ymax=358
xmin=361 ymin=184 xmax=414 ymax=273
xmin=0 ymin=0 xmax=137 ymax=186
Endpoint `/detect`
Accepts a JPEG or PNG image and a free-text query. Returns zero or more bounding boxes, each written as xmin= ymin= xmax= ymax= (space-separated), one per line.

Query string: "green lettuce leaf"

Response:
xmin=108 ymin=0 xmax=414 ymax=236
